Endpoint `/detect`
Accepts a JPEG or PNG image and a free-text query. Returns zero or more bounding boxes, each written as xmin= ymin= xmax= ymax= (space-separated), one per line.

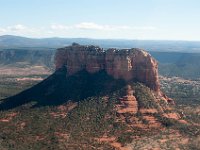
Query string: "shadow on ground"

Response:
xmin=0 ymin=67 xmax=126 ymax=110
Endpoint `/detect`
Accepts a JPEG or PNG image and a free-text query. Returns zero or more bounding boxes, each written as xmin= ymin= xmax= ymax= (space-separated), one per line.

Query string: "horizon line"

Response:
xmin=1 ymin=34 xmax=200 ymax=42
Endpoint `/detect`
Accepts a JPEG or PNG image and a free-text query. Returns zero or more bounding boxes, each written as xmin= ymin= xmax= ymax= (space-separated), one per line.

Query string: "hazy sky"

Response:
xmin=0 ymin=0 xmax=200 ymax=40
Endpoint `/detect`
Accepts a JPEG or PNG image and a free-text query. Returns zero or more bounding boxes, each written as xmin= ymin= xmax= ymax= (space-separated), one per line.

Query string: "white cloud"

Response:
xmin=0 ymin=23 xmax=157 ymax=38
xmin=7 ymin=24 xmax=27 ymax=31
xmin=75 ymin=22 xmax=131 ymax=31
xmin=50 ymin=24 xmax=71 ymax=30
xmin=131 ymin=26 xmax=156 ymax=30
xmin=0 ymin=24 xmax=35 ymax=33
xmin=0 ymin=28 xmax=6 ymax=33
xmin=75 ymin=22 xmax=104 ymax=30
xmin=0 ymin=24 xmax=50 ymax=37
xmin=74 ymin=22 xmax=156 ymax=31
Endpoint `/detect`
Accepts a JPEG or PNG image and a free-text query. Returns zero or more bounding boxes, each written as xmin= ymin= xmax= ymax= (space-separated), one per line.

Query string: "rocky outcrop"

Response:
xmin=117 ymin=85 xmax=138 ymax=114
xmin=55 ymin=43 xmax=160 ymax=92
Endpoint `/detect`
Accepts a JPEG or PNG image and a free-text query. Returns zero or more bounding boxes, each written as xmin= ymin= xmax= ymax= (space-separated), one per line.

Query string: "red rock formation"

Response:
xmin=116 ymin=85 xmax=138 ymax=114
xmin=55 ymin=43 xmax=160 ymax=92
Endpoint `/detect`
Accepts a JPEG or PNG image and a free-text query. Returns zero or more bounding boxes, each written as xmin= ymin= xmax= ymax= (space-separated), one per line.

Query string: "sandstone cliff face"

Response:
xmin=55 ymin=43 xmax=160 ymax=92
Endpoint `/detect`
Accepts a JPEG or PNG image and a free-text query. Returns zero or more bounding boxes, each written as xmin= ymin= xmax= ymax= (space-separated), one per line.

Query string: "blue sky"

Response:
xmin=0 ymin=0 xmax=200 ymax=40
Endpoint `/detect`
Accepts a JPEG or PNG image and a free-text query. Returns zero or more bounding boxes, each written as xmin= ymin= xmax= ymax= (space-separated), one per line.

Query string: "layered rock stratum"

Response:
xmin=55 ymin=43 xmax=160 ymax=92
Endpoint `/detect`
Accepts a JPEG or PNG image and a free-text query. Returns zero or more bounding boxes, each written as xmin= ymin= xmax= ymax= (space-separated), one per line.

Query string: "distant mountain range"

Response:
xmin=1 ymin=35 xmax=200 ymax=52
xmin=1 ymin=35 xmax=200 ymax=79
